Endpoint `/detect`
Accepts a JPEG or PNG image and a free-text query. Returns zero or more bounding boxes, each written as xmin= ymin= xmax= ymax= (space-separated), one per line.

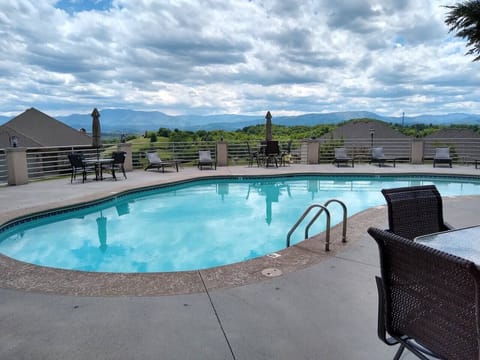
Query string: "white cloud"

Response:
xmin=0 ymin=0 xmax=478 ymax=119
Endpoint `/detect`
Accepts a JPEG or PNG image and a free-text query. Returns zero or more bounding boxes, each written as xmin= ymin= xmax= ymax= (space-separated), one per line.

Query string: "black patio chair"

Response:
xmin=67 ymin=153 xmax=95 ymax=183
xmin=246 ymin=142 xmax=259 ymax=167
xmin=368 ymin=227 xmax=480 ymax=360
xmin=280 ymin=140 xmax=292 ymax=166
xmin=103 ymin=151 xmax=127 ymax=180
xmin=381 ymin=185 xmax=453 ymax=240
xmin=264 ymin=140 xmax=280 ymax=167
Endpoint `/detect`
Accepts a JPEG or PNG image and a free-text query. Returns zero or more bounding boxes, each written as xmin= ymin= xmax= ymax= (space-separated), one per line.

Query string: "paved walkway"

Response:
xmin=0 ymin=164 xmax=479 ymax=359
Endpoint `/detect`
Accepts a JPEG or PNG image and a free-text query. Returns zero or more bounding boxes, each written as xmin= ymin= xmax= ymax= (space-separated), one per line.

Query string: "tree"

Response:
xmin=445 ymin=1 xmax=480 ymax=61
xmin=157 ymin=127 xmax=171 ymax=137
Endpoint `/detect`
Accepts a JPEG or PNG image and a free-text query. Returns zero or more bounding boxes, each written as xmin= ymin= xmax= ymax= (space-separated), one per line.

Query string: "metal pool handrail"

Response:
xmin=286 ymin=199 xmax=347 ymax=251
xmin=286 ymin=204 xmax=331 ymax=251
xmin=305 ymin=199 xmax=347 ymax=243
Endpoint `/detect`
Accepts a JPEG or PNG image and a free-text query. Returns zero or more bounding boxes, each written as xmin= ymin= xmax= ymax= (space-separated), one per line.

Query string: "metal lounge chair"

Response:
xmin=433 ymin=147 xmax=452 ymax=168
xmin=381 ymin=185 xmax=453 ymax=240
xmin=67 ymin=153 xmax=95 ymax=183
xmin=198 ymin=150 xmax=216 ymax=170
xmin=144 ymin=151 xmax=179 ymax=172
xmin=370 ymin=147 xmax=396 ymax=167
xmin=333 ymin=147 xmax=354 ymax=167
xmin=368 ymin=227 xmax=480 ymax=360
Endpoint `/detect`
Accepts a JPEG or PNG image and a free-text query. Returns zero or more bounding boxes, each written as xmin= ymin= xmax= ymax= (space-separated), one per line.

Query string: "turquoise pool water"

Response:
xmin=1 ymin=175 xmax=479 ymax=273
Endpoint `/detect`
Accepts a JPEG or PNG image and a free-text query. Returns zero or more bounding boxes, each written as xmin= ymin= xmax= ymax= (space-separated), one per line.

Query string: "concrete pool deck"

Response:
xmin=0 ymin=163 xmax=479 ymax=359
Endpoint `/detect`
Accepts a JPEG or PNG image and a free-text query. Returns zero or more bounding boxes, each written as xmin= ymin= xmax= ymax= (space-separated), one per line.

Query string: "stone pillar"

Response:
xmin=307 ymin=139 xmax=320 ymax=164
xmin=117 ymin=143 xmax=132 ymax=171
xmin=411 ymin=139 xmax=424 ymax=164
xmin=216 ymin=142 xmax=228 ymax=166
xmin=7 ymin=147 xmax=28 ymax=185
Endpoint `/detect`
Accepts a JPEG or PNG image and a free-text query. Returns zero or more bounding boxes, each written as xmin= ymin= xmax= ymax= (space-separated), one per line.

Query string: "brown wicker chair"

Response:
xmin=368 ymin=227 xmax=480 ymax=360
xmin=381 ymin=185 xmax=453 ymax=240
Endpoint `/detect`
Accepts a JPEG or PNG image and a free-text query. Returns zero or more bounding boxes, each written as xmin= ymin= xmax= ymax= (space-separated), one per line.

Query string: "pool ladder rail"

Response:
xmin=286 ymin=199 xmax=347 ymax=251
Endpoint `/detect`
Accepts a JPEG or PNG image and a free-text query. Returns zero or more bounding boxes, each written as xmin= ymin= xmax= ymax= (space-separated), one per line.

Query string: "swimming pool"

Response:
xmin=1 ymin=175 xmax=479 ymax=273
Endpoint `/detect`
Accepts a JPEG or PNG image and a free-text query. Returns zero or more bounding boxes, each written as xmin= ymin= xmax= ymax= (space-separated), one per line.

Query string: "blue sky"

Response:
xmin=0 ymin=0 xmax=479 ymax=118
xmin=55 ymin=0 xmax=113 ymax=13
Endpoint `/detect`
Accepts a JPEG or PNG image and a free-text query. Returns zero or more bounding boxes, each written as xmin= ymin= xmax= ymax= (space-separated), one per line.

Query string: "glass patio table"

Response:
xmin=415 ymin=225 xmax=480 ymax=265
xmin=84 ymin=158 xmax=115 ymax=181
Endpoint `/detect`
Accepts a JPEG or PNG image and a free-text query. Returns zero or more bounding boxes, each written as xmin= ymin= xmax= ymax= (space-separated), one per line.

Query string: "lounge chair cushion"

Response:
xmin=198 ymin=150 xmax=216 ymax=170
xmin=199 ymin=151 xmax=212 ymax=163
xmin=435 ymin=147 xmax=450 ymax=159
xmin=146 ymin=152 xmax=162 ymax=164
xmin=335 ymin=148 xmax=348 ymax=158
xmin=372 ymin=147 xmax=385 ymax=159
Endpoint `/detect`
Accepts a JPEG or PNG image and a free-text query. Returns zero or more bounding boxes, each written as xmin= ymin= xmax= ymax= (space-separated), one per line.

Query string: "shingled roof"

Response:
xmin=321 ymin=118 xmax=409 ymax=140
xmin=0 ymin=108 xmax=92 ymax=148
xmin=424 ymin=128 xmax=480 ymax=139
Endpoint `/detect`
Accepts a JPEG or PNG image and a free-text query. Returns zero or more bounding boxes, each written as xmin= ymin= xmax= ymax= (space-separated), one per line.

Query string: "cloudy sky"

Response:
xmin=0 ymin=0 xmax=478 ymax=118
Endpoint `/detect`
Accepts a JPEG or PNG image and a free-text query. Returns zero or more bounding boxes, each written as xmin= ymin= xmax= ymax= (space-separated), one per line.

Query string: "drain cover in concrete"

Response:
xmin=266 ymin=252 xmax=281 ymax=258
xmin=261 ymin=268 xmax=283 ymax=277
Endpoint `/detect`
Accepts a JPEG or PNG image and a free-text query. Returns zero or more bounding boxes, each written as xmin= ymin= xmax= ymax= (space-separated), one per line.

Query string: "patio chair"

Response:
xmin=280 ymin=140 xmax=292 ymax=166
xmin=381 ymin=185 xmax=453 ymax=240
xmin=144 ymin=151 xmax=179 ymax=172
xmin=264 ymin=140 xmax=280 ymax=167
xmin=67 ymin=153 xmax=95 ymax=183
xmin=368 ymin=227 xmax=480 ymax=360
xmin=433 ymin=147 xmax=452 ymax=168
xmin=246 ymin=142 xmax=259 ymax=167
xmin=103 ymin=151 xmax=127 ymax=180
xmin=333 ymin=147 xmax=354 ymax=167
xmin=198 ymin=150 xmax=216 ymax=170
xmin=370 ymin=147 xmax=396 ymax=167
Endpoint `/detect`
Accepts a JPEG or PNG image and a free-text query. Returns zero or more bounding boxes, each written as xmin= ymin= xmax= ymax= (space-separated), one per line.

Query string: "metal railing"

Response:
xmin=0 ymin=149 xmax=6 ymax=185
xmin=1 ymin=137 xmax=479 ymax=184
xmin=423 ymin=138 xmax=480 ymax=164
xmin=132 ymin=140 xmax=304 ymax=168
xmin=287 ymin=204 xmax=331 ymax=250
xmin=132 ymin=141 xmax=218 ymax=169
xmin=319 ymin=138 xmax=412 ymax=163
xmin=287 ymin=199 xmax=347 ymax=251
xmin=25 ymin=145 xmax=118 ymax=180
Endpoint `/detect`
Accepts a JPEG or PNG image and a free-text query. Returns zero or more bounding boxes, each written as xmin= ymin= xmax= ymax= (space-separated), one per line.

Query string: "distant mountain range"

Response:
xmin=2 ymin=109 xmax=480 ymax=133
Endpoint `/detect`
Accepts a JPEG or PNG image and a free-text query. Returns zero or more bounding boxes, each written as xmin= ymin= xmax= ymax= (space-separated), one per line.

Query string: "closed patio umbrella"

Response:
xmin=91 ymin=108 xmax=101 ymax=159
xmin=265 ymin=111 xmax=272 ymax=141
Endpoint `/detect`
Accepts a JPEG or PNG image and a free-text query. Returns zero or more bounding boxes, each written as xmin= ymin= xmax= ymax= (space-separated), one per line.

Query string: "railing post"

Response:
xmin=117 ymin=143 xmax=132 ymax=172
xmin=216 ymin=141 xmax=228 ymax=166
xmin=6 ymin=147 xmax=28 ymax=185
xmin=307 ymin=139 xmax=319 ymax=164
xmin=411 ymin=138 xmax=424 ymax=164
